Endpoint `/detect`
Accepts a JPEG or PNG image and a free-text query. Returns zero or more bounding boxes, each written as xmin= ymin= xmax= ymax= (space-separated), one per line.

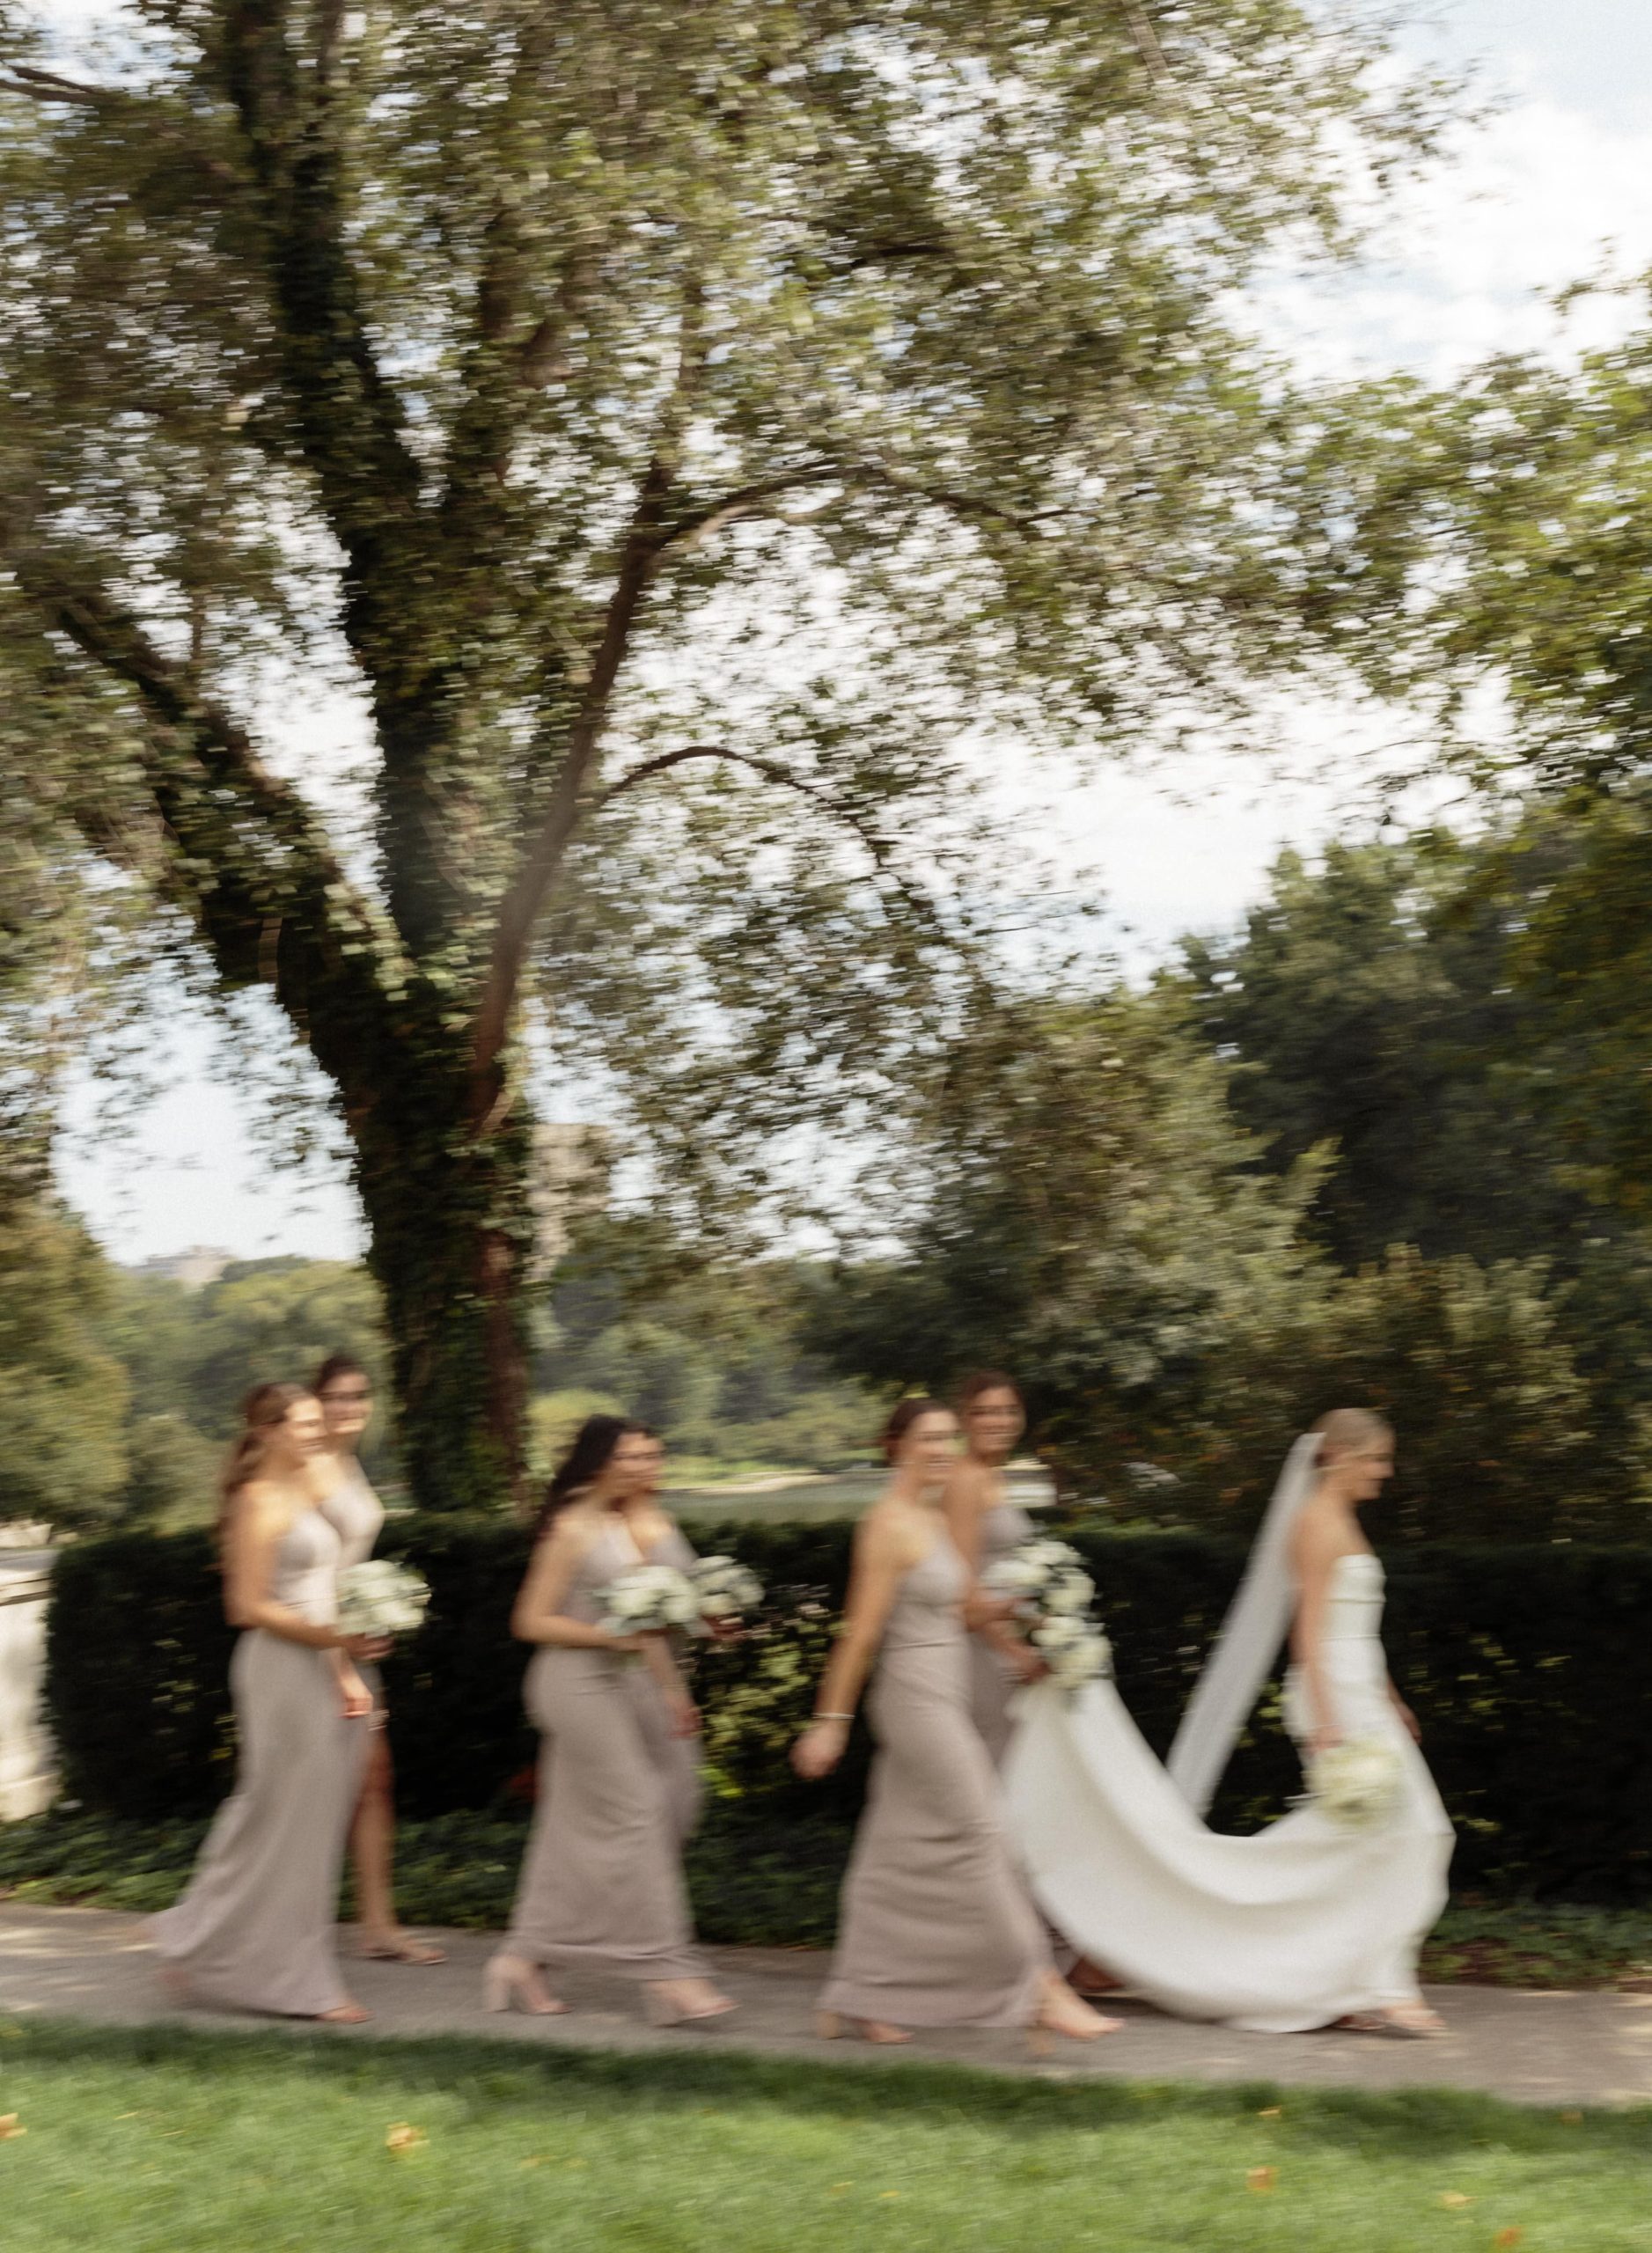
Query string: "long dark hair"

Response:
xmin=533 ymin=1413 xmax=645 ymax=1538
xmin=218 ymin=1382 xmax=312 ymax=1539
xmin=312 ymin=1351 xmax=369 ymax=1398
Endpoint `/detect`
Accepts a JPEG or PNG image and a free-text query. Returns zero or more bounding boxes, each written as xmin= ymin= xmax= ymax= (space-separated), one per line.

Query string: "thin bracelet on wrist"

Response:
xmin=814 ymin=1711 xmax=854 ymax=1723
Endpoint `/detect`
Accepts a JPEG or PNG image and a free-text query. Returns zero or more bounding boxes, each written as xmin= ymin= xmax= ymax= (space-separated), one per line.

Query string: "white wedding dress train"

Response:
xmin=1003 ymin=1554 xmax=1453 ymax=2031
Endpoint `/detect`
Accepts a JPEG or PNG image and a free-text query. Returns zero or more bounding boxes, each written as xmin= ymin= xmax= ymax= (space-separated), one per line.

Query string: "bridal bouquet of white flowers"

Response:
xmin=687 ymin=1555 xmax=764 ymax=1621
xmin=1028 ymin=1609 xmax=1114 ymax=1693
xmin=985 ymin=1535 xmax=1112 ymax=1695
xmin=1308 ymin=1736 xmax=1402 ymax=1831
xmin=981 ymin=1536 xmax=1090 ymax=1611
xmin=594 ymin=1562 xmax=702 ymax=1639
xmin=335 ymin=1559 xmax=430 ymax=1640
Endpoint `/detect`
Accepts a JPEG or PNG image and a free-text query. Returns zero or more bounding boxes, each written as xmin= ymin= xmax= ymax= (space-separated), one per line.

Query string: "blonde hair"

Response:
xmin=217 ymin=1382 xmax=313 ymax=1538
xmin=1312 ymin=1407 xmax=1393 ymax=1464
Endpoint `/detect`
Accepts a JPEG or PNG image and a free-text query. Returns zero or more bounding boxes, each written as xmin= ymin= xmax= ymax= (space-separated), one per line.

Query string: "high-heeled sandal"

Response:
xmin=815 ymin=2009 xmax=911 ymax=2045
xmin=358 ymin=1931 xmax=446 ymax=1965
xmin=1338 ymin=2005 xmax=1448 ymax=2040
xmin=317 ymin=2000 xmax=371 ymax=2025
xmin=645 ymin=1982 xmax=737 ymax=2029
xmin=483 ymin=1956 xmax=569 ymax=2016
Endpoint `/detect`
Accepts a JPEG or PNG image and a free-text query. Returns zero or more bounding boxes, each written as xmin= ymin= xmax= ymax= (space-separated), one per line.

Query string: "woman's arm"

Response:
xmin=222 ymin=1488 xmax=345 ymax=1650
xmin=791 ymin=1509 xmax=914 ymax=1780
xmin=510 ymin=1519 xmax=642 ymax=1650
xmin=1288 ymin=1517 xmax=1345 ymax=1756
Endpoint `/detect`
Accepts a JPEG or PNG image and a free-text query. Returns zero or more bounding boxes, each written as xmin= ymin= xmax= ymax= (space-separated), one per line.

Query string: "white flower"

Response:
xmin=1046 ymin=1629 xmax=1112 ymax=1693
xmin=981 ymin=1554 xmax=1050 ymax=1599
xmin=1030 ymin=1612 xmax=1088 ymax=1655
xmin=688 ymin=1556 xmax=764 ymax=1618
xmin=594 ymin=1564 xmax=701 ymax=1636
xmin=1042 ymin=1568 xmax=1094 ymax=1615
xmin=336 ymin=1559 xmax=430 ymax=1639
xmin=1309 ymin=1736 xmax=1402 ymax=1831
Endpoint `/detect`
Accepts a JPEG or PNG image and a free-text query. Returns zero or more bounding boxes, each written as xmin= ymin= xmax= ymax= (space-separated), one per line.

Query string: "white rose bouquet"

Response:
xmin=593 ymin=1562 xmax=701 ymax=1640
xmin=335 ymin=1559 xmax=430 ymax=1640
xmin=983 ymin=1535 xmax=1112 ymax=1696
xmin=687 ymin=1555 xmax=764 ymax=1621
xmin=1028 ymin=1609 xmax=1114 ymax=1693
xmin=1307 ymin=1736 xmax=1403 ymax=1831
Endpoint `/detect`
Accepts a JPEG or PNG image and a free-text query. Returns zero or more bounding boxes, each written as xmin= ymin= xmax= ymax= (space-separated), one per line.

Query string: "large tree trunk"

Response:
xmin=350 ymin=1046 xmax=536 ymax=1515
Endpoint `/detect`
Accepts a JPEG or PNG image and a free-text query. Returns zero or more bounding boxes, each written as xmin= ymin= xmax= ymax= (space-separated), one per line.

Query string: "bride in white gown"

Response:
xmin=1002 ymin=1410 xmax=1454 ymax=2035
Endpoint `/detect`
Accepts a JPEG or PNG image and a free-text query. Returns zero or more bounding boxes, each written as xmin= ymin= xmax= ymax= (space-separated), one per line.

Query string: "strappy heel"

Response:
xmin=1339 ymin=2004 xmax=1448 ymax=2040
xmin=483 ymin=1955 xmax=568 ymax=2016
xmin=645 ymin=1981 xmax=737 ymax=2029
xmin=815 ymin=2009 xmax=911 ymax=2045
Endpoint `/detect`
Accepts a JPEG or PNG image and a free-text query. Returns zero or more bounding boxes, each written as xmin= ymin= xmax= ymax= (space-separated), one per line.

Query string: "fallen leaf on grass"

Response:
xmin=385 ymin=2124 xmax=426 ymax=2156
xmin=878 ymin=2191 xmax=899 ymax=2200
xmin=0 ymin=2116 xmax=26 ymax=2140
xmin=1559 ymin=2111 xmax=1582 ymax=2125
xmin=1494 ymin=2233 xmax=1524 ymax=2249
xmin=1246 ymin=2167 xmax=1277 ymax=2193
xmin=1257 ymin=2107 xmax=1282 ymax=2119
xmin=1439 ymin=2191 xmax=1473 ymax=2209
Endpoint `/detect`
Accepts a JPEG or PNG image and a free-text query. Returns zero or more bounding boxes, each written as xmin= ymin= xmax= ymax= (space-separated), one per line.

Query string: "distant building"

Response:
xmin=136 ymin=1245 xmax=234 ymax=1291
xmin=530 ymin=1125 xmax=613 ymax=1273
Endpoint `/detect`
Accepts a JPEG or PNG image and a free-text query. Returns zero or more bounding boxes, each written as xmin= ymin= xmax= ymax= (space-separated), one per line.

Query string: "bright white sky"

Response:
xmin=48 ymin=0 xmax=1652 ymax=1261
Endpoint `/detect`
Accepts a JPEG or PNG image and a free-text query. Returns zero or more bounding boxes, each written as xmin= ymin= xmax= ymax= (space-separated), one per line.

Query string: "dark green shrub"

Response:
xmin=44 ymin=1515 xmax=1652 ymax=1900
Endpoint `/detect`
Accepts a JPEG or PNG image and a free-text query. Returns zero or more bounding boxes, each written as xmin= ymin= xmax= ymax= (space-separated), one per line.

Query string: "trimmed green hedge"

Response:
xmin=44 ymin=1517 xmax=1652 ymax=1900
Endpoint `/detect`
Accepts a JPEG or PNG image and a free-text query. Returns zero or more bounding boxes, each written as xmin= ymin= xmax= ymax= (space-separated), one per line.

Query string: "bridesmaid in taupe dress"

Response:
xmin=487 ymin=1415 xmax=732 ymax=2026
xmin=153 ymin=1384 xmax=374 ymax=2022
xmin=792 ymin=1398 xmax=1117 ymax=2046
xmin=943 ymin=1369 xmax=1120 ymax=1999
xmin=942 ymin=1371 xmax=1039 ymax=1765
xmin=313 ymin=1352 xmax=444 ymax=1966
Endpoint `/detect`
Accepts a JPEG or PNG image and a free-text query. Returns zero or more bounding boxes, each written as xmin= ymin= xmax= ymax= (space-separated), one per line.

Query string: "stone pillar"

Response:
xmin=0 ymin=1548 xmax=57 ymax=1821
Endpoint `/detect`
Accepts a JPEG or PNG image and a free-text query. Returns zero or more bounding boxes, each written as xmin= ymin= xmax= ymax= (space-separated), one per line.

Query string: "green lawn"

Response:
xmin=1 ymin=2019 xmax=1647 ymax=2253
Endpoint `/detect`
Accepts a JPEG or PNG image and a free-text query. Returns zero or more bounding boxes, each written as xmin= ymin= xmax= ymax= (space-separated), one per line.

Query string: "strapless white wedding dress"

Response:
xmin=1002 ymin=1553 xmax=1454 ymax=2031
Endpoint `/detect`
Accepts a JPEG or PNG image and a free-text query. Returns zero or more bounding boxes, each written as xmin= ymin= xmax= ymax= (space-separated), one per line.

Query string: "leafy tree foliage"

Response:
xmin=0 ymin=0 xmax=1444 ymax=1507
xmin=0 ymin=1202 xmax=132 ymax=1530
xmin=804 ymin=977 xmax=1652 ymax=1537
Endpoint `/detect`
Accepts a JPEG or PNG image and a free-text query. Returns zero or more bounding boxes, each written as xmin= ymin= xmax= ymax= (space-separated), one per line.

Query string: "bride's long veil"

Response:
xmin=1164 ymin=1432 xmax=1321 ymax=1817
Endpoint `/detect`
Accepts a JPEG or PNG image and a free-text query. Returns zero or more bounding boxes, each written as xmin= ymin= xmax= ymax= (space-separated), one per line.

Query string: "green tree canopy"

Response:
xmin=1 ymin=0 xmax=1445 ymax=1507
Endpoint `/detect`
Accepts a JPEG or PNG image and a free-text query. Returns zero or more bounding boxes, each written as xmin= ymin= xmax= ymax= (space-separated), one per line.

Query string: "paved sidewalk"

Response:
xmin=4 ymin=1902 xmax=1649 ymax=2107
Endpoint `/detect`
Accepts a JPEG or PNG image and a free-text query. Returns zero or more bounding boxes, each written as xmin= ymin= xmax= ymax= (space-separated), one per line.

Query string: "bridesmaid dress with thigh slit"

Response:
xmin=152 ymin=1509 xmax=371 ymax=2015
xmin=503 ymin=1523 xmax=709 ymax=1981
xmin=820 ymin=1532 xmax=1051 ymax=2029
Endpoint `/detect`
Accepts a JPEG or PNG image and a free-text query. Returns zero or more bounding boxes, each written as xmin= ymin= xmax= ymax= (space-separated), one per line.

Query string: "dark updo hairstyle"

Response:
xmin=312 ymin=1351 xmax=370 ymax=1398
xmin=881 ymin=1395 xmax=951 ymax=1464
xmin=217 ymin=1381 xmax=313 ymax=1539
xmin=957 ymin=1369 xmax=1023 ymax=1412
xmin=534 ymin=1413 xmax=645 ymax=1538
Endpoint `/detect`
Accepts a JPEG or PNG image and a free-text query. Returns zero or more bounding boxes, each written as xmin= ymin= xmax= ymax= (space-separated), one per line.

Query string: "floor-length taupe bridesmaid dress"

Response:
xmin=968 ymin=1493 xmax=1034 ymax=1764
xmin=502 ymin=1522 xmax=708 ymax=1981
xmin=152 ymin=1508 xmax=371 ymax=2015
xmin=820 ymin=1530 xmax=1051 ymax=2029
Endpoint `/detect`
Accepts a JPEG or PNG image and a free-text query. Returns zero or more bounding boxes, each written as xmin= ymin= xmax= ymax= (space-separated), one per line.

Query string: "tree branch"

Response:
xmin=468 ymin=283 xmax=712 ymax=1098
xmin=597 ymin=744 xmax=949 ymax=946
xmin=10 ymin=546 xmax=398 ymax=1079
xmin=216 ymin=3 xmax=423 ymax=622
xmin=0 ymin=63 xmax=131 ymax=107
